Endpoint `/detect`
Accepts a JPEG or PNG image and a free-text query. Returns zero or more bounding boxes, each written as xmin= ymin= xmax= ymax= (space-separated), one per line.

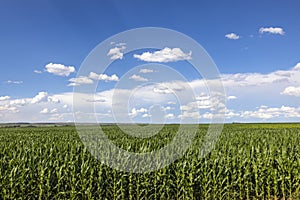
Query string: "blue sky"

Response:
xmin=1 ymin=0 xmax=300 ymax=123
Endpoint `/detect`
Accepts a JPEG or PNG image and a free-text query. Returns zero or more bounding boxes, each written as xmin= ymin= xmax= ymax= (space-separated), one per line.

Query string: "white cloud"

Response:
xmin=281 ymin=86 xmax=300 ymax=97
xmin=40 ymin=108 xmax=49 ymax=114
xmin=49 ymin=113 xmax=64 ymax=121
xmin=68 ymin=76 xmax=93 ymax=86
xmin=6 ymin=80 xmax=23 ymax=84
xmin=180 ymin=99 xmax=212 ymax=111
xmin=153 ymin=86 xmax=173 ymax=94
xmin=107 ymin=43 xmax=126 ymax=60
xmin=241 ymin=105 xmax=300 ymax=119
xmin=178 ymin=92 xmax=226 ymax=120
xmin=10 ymin=99 xmax=27 ymax=106
xmin=225 ymin=33 xmax=240 ymax=40
xmin=50 ymin=108 xmax=57 ymax=113
xmin=0 ymin=105 xmax=19 ymax=113
xmin=31 ymin=92 xmax=49 ymax=104
xmin=201 ymin=112 xmax=214 ymax=119
xmin=40 ymin=108 xmax=58 ymax=115
xmin=3 ymin=62 xmax=300 ymax=123
xmin=29 ymin=92 xmax=60 ymax=104
xmin=217 ymin=65 xmax=300 ymax=87
xmin=195 ymin=63 xmax=298 ymax=93
xmin=200 ymin=110 xmax=238 ymax=120
xmin=45 ymin=63 xmax=75 ymax=77
xmin=178 ymin=103 xmax=300 ymax=121
xmin=134 ymin=47 xmax=192 ymax=62
xmin=117 ymin=42 xmax=126 ymax=46
xmin=227 ymin=95 xmax=237 ymax=100
xmin=178 ymin=111 xmax=200 ymax=119
xmin=86 ymin=98 xmax=106 ymax=103
xmin=165 ymin=113 xmax=175 ymax=119
xmin=259 ymin=27 xmax=285 ymax=35
xmin=162 ymin=106 xmax=173 ymax=111
xmin=0 ymin=96 xmax=10 ymax=101
xmin=0 ymin=92 xmax=69 ymax=122
xmin=225 ymin=111 xmax=240 ymax=118
xmin=129 ymin=107 xmax=148 ymax=118
xmin=180 ymin=102 xmax=198 ymax=111
xmin=153 ymin=82 xmax=187 ymax=94
xmin=3 ymin=92 xmax=60 ymax=109
xmin=142 ymin=113 xmax=150 ymax=118
xmin=129 ymin=74 xmax=148 ymax=82
xmin=89 ymin=72 xmax=119 ymax=82
xmin=293 ymin=63 xmax=300 ymax=70
xmin=48 ymin=96 xmax=60 ymax=103
xmin=167 ymin=101 xmax=176 ymax=105
xmin=140 ymin=68 xmax=155 ymax=74
xmin=34 ymin=70 xmax=42 ymax=74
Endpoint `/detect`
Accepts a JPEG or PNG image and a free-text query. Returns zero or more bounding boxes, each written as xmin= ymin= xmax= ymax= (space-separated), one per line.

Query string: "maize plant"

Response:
xmin=0 ymin=123 xmax=300 ymax=199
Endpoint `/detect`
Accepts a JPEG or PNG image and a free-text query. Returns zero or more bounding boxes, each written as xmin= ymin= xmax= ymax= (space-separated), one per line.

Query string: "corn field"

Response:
xmin=0 ymin=124 xmax=300 ymax=199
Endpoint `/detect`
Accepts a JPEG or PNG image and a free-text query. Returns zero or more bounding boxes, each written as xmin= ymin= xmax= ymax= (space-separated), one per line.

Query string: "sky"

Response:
xmin=1 ymin=0 xmax=300 ymax=123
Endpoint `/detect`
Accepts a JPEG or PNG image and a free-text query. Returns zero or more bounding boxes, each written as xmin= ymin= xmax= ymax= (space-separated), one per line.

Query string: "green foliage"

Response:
xmin=0 ymin=124 xmax=300 ymax=199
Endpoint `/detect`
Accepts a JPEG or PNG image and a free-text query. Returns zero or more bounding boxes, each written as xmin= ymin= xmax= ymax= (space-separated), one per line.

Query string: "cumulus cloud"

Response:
xmin=48 ymin=96 xmax=60 ymax=103
xmin=107 ymin=43 xmax=126 ymax=60
xmin=34 ymin=70 xmax=42 ymax=74
xmin=241 ymin=105 xmax=300 ymax=119
xmin=199 ymin=109 xmax=239 ymax=120
xmin=50 ymin=108 xmax=57 ymax=113
xmin=0 ymin=96 xmax=10 ymax=101
xmin=202 ymin=62 xmax=299 ymax=89
xmin=162 ymin=106 xmax=173 ymax=111
xmin=10 ymin=99 xmax=27 ymax=106
xmin=180 ymin=101 xmax=208 ymax=111
xmin=8 ymin=92 xmax=61 ymax=105
xmin=140 ymin=68 xmax=155 ymax=74
xmin=225 ymin=33 xmax=240 ymax=40
xmin=293 ymin=63 xmax=300 ymax=70
xmin=134 ymin=47 xmax=192 ymax=62
xmin=45 ymin=63 xmax=75 ymax=77
xmin=129 ymin=74 xmax=148 ymax=82
xmin=142 ymin=113 xmax=150 ymax=118
xmin=0 ymin=105 xmax=19 ymax=113
xmin=281 ymin=86 xmax=300 ymax=96
xmin=180 ymin=94 xmax=225 ymax=112
xmin=153 ymin=82 xmax=187 ymax=94
xmin=129 ymin=107 xmax=148 ymax=118
xmin=259 ymin=27 xmax=285 ymax=35
xmin=49 ymin=113 xmax=64 ymax=121
xmin=217 ymin=66 xmax=299 ymax=87
xmin=165 ymin=113 xmax=175 ymax=119
xmin=89 ymin=72 xmax=119 ymax=82
xmin=178 ymin=93 xmax=226 ymax=120
xmin=178 ymin=111 xmax=200 ymax=120
xmin=178 ymin=103 xmax=300 ymax=121
xmin=86 ymin=98 xmax=106 ymax=103
xmin=110 ymin=42 xmax=126 ymax=46
xmin=227 ymin=95 xmax=237 ymax=100
xmin=167 ymin=101 xmax=176 ymax=105
xmin=31 ymin=92 xmax=49 ymax=104
xmin=68 ymin=76 xmax=93 ymax=86
xmin=153 ymin=87 xmax=173 ymax=94
xmin=0 ymin=92 xmax=67 ymax=122
xmin=6 ymin=80 xmax=23 ymax=84
xmin=3 ymin=62 xmax=300 ymax=123
xmin=40 ymin=108 xmax=49 ymax=114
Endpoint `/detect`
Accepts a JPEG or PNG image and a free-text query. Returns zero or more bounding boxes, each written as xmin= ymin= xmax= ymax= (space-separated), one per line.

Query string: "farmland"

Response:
xmin=0 ymin=124 xmax=300 ymax=199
